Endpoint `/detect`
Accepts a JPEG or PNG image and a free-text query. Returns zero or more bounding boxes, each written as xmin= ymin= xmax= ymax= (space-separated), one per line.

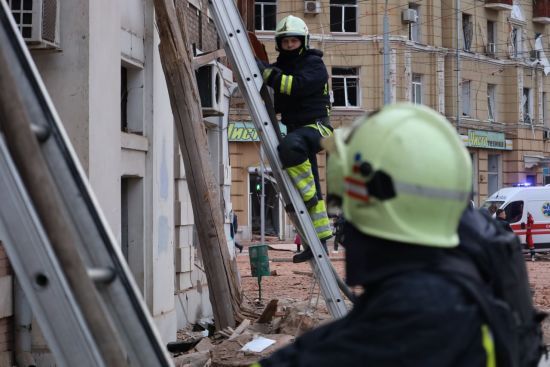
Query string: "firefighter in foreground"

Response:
xmin=257 ymin=15 xmax=333 ymax=263
xmin=254 ymin=104 xmax=493 ymax=366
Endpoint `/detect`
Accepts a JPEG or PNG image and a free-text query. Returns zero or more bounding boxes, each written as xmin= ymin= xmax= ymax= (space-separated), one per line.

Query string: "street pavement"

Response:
xmin=540 ymin=354 xmax=550 ymax=367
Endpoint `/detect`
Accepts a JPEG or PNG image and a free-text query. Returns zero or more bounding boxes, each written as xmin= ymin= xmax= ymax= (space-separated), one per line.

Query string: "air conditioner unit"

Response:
xmin=8 ymin=0 xmax=60 ymax=50
xmin=402 ymin=9 xmax=418 ymax=24
xmin=530 ymin=50 xmax=541 ymax=61
xmin=304 ymin=1 xmax=321 ymax=14
xmin=485 ymin=43 xmax=496 ymax=56
xmin=544 ymin=130 xmax=550 ymax=140
xmin=196 ymin=63 xmax=224 ymax=117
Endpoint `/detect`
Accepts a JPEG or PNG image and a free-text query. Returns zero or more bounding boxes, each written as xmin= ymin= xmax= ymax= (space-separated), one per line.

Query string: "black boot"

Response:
xmin=293 ymin=248 xmax=313 ymax=263
xmin=292 ymin=241 xmax=327 ymax=263
xmin=235 ymin=242 xmax=243 ymax=253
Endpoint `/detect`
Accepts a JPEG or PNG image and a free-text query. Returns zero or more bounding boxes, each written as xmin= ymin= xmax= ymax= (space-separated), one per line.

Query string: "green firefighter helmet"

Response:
xmin=324 ymin=103 xmax=472 ymax=248
xmin=275 ymin=15 xmax=309 ymax=50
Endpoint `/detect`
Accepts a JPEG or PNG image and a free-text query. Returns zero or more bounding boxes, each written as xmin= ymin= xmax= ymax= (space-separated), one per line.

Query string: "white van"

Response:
xmin=482 ymin=186 xmax=550 ymax=251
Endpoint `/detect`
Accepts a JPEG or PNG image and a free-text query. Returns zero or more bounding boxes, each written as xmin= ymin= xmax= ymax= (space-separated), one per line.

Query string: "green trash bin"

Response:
xmin=248 ymin=244 xmax=270 ymax=300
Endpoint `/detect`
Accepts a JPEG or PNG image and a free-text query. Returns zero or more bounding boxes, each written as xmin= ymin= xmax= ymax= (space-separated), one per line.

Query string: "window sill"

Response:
xmin=331 ymin=107 xmax=366 ymax=116
xmin=330 ymin=32 xmax=360 ymax=36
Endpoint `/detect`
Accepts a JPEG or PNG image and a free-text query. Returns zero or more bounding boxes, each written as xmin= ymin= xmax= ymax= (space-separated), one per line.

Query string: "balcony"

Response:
xmin=484 ymin=0 xmax=513 ymax=11
xmin=533 ymin=0 xmax=550 ymax=24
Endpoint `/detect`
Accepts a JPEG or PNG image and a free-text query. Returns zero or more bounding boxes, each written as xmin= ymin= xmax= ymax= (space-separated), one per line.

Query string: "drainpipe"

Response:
xmin=14 ymin=279 xmax=36 ymax=366
xmin=383 ymin=0 xmax=391 ymax=105
xmin=456 ymin=0 xmax=461 ymax=131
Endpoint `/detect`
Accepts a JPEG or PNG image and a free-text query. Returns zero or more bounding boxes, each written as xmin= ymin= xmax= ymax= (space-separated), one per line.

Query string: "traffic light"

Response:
xmin=254 ymin=176 xmax=262 ymax=192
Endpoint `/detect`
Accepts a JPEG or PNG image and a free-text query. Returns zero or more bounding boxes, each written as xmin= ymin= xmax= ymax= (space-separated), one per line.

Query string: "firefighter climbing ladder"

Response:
xmin=208 ymin=1 xmax=349 ymax=318
xmin=0 ymin=3 xmax=172 ymax=366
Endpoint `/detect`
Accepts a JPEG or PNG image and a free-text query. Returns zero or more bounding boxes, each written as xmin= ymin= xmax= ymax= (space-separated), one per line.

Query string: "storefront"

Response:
xmin=228 ymin=121 xmax=292 ymax=241
xmin=461 ymin=129 xmax=513 ymax=206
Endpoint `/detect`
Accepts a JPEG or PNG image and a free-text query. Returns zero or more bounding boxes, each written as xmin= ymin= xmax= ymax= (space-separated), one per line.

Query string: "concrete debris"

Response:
xmin=173 ymin=350 xmax=210 ymax=367
xmin=173 ymin=303 xmax=327 ymax=366
xmin=257 ymin=299 xmax=278 ymax=324
xmin=210 ymin=333 xmax=294 ymax=367
xmin=195 ymin=338 xmax=214 ymax=353
xmin=229 ymin=319 xmax=251 ymax=340
xmin=275 ymin=307 xmax=317 ymax=336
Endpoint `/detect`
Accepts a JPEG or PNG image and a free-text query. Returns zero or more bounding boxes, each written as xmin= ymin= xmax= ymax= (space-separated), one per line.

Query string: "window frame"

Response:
xmin=523 ymin=87 xmax=532 ymax=124
xmin=462 ymin=80 xmax=471 ymax=117
xmin=487 ymin=154 xmax=501 ymax=198
xmin=462 ymin=13 xmax=473 ymax=52
xmin=254 ymin=0 xmax=277 ymax=31
xmin=411 ymin=73 xmax=422 ymax=105
xmin=487 ymin=84 xmax=496 ymax=122
xmin=330 ymin=0 xmax=358 ymax=33
xmin=511 ymin=26 xmax=522 ymax=59
xmin=408 ymin=3 xmax=420 ymax=43
xmin=487 ymin=20 xmax=496 ymax=55
xmin=331 ymin=67 xmax=360 ymax=108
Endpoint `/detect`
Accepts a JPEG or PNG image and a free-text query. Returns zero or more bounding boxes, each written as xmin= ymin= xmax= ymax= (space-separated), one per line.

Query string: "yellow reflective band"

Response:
xmin=304 ymin=123 xmax=333 ymax=137
xmin=308 ymin=200 xmax=332 ymax=239
xmin=286 ymin=75 xmax=293 ymax=95
xmin=324 ymin=83 xmax=328 ymax=95
xmin=280 ymin=75 xmax=288 ymax=94
xmin=263 ymin=68 xmax=273 ymax=82
xmin=481 ymin=325 xmax=496 ymax=367
xmin=250 ymin=363 xmax=262 ymax=367
xmin=287 ymin=161 xmax=317 ymax=201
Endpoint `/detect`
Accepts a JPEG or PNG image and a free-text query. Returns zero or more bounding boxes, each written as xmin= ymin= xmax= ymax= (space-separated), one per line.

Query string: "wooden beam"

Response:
xmin=153 ymin=0 xmax=243 ymax=329
xmin=192 ymin=49 xmax=226 ymax=70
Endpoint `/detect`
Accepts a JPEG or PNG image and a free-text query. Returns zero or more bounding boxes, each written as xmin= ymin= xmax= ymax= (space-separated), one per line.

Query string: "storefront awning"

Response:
xmin=524 ymin=155 xmax=550 ymax=169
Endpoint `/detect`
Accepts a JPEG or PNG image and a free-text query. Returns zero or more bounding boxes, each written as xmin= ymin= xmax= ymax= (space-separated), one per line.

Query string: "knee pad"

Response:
xmin=278 ymin=134 xmax=308 ymax=167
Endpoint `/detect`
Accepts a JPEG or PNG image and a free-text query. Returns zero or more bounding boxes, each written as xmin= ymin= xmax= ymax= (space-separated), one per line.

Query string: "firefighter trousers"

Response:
xmin=278 ymin=122 xmax=333 ymax=241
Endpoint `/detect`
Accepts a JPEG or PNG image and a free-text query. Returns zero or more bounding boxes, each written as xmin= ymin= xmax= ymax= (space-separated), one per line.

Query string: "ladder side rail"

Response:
xmin=208 ymin=0 xmax=347 ymax=318
xmin=0 ymin=4 xmax=173 ymax=365
xmin=0 ymin=138 xmax=104 ymax=367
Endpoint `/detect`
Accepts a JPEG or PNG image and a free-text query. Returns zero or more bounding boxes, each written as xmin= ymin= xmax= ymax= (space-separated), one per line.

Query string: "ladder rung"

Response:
xmin=87 ymin=267 xmax=116 ymax=284
xmin=30 ymin=123 xmax=51 ymax=142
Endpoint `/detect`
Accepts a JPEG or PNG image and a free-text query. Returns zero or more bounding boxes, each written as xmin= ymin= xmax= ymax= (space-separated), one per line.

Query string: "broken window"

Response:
xmin=488 ymin=154 xmax=501 ymax=197
xmin=408 ymin=4 xmax=420 ymax=43
xmin=523 ymin=88 xmax=532 ymax=124
xmin=411 ymin=74 xmax=422 ymax=105
xmin=511 ymin=26 xmax=522 ymax=59
xmin=486 ymin=21 xmax=496 ymax=56
xmin=332 ymin=67 xmax=359 ymax=107
xmin=543 ymin=92 xmax=547 ymax=126
xmin=255 ymin=0 xmax=276 ymax=31
xmin=462 ymin=80 xmax=471 ymax=116
xmin=487 ymin=84 xmax=496 ymax=122
xmin=330 ymin=0 xmax=357 ymax=33
xmin=462 ymin=13 xmax=473 ymax=51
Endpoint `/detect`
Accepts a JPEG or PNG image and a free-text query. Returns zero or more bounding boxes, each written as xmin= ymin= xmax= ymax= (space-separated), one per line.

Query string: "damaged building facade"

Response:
xmin=1 ymin=0 xmax=237 ymax=364
xmin=229 ymin=0 xmax=550 ymax=242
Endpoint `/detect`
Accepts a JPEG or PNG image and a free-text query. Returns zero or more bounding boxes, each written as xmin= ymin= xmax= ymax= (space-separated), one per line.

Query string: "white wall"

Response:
xmin=89 ymin=0 xmax=122 ymax=240
xmin=29 ymin=0 xmax=178 ymax=348
xmin=150 ymin=27 xmax=176 ymax=340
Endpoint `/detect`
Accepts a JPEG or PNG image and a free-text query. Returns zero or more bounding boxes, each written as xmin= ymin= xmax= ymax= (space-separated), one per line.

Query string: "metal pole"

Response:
xmin=260 ymin=147 xmax=265 ymax=244
xmin=383 ymin=0 xmax=391 ymax=105
xmin=455 ymin=0 xmax=461 ymax=131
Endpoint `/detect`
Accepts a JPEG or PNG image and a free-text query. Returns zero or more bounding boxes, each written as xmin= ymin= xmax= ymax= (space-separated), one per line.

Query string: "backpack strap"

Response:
xmin=435 ymin=255 xmax=518 ymax=367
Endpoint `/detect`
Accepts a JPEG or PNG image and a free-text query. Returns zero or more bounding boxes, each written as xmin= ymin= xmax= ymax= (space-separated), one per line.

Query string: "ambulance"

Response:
xmin=482 ymin=186 xmax=550 ymax=251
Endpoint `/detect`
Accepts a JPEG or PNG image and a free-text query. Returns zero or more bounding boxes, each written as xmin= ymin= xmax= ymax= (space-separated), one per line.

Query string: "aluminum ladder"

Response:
xmin=0 ymin=3 xmax=173 ymax=366
xmin=208 ymin=1 xmax=349 ymax=318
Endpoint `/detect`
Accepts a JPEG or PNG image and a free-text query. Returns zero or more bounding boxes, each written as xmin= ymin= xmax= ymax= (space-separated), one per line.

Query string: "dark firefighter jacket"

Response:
xmin=264 ymin=49 xmax=331 ymax=127
xmin=258 ymin=224 xmax=489 ymax=367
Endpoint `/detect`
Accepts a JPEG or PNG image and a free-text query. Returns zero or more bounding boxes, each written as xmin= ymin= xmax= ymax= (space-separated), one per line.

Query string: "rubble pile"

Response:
xmin=171 ymin=300 xmax=329 ymax=367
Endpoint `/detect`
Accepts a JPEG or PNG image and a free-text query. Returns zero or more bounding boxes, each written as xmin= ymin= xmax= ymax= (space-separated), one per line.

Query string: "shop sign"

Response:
xmin=461 ymin=130 xmax=511 ymax=150
xmin=228 ymin=121 xmax=287 ymax=142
